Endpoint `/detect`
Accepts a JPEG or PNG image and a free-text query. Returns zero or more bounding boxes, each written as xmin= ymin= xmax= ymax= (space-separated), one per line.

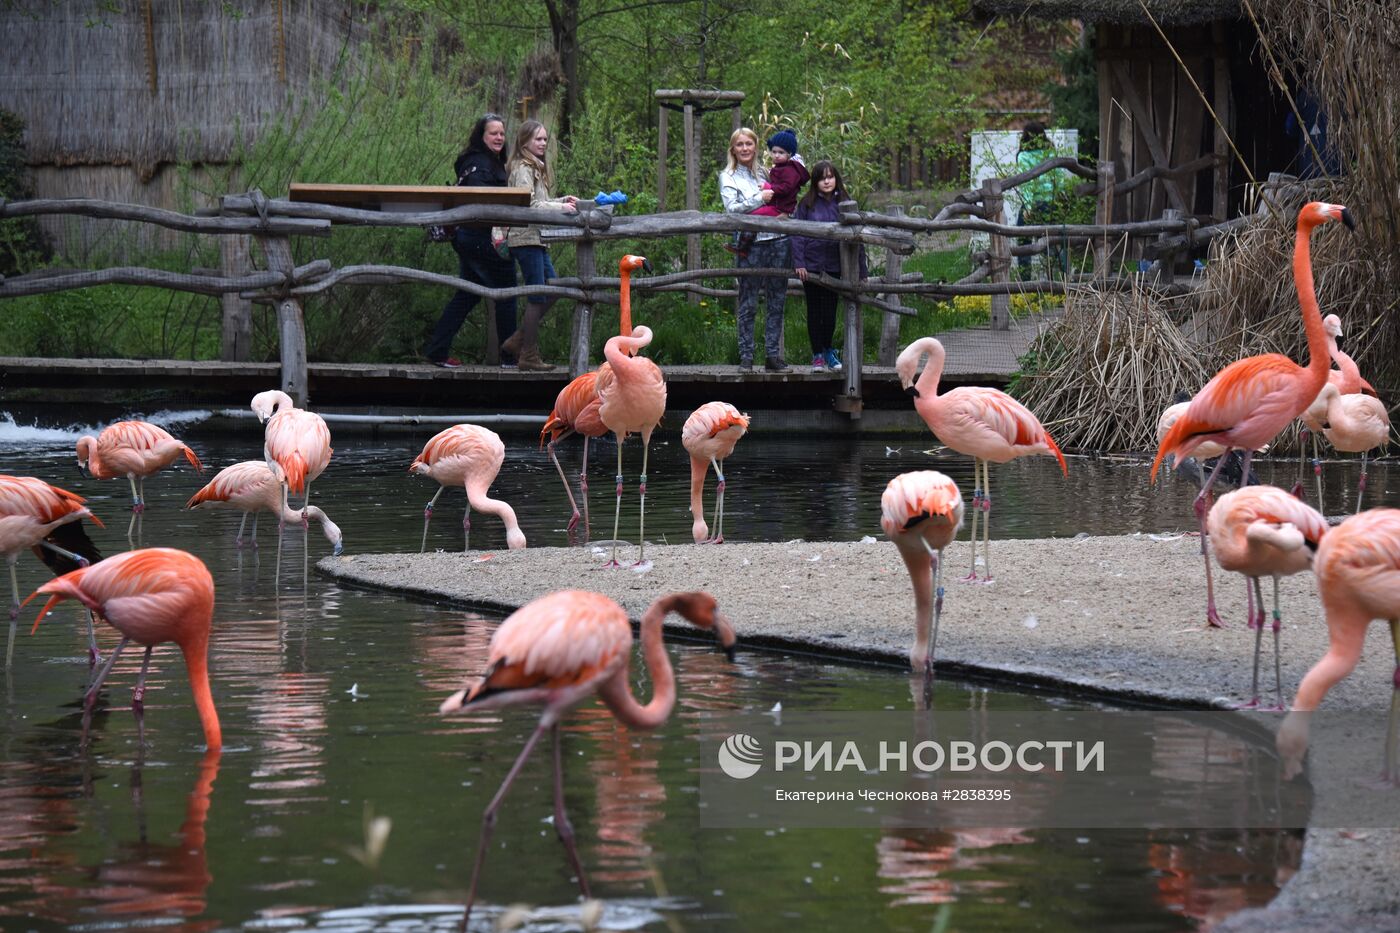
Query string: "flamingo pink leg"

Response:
xmin=1387 ymin=621 xmax=1400 ymax=782
xmin=711 ymin=457 xmax=726 ymax=544
xmin=579 ymin=436 xmax=592 ymax=535
xmin=1357 ymin=451 xmax=1369 ymax=513
xmin=1194 ymin=453 xmax=1236 ymax=627
xmin=127 ymin=475 xmax=145 ymax=513
xmin=1312 ymin=434 xmax=1323 ymax=506
xmin=634 ymin=441 xmax=652 ymax=567
xmin=1270 ymin=576 xmax=1285 ymax=710
xmin=459 ymin=717 xmax=552 ymax=932
xmin=1242 ymin=577 xmax=1263 ymax=708
xmin=980 ymin=459 xmax=993 ymax=583
xmin=547 ymin=439 xmax=582 ymax=532
xmin=962 ymin=457 xmax=982 ymax=582
xmin=420 ymin=487 xmax=445 ymax=552
xmin=551 ymin=724 xmax=591 ymax=899
xmin=462 ymin=496 xmax=472 ymax=552
xmin=605 ymin=438 xmax=625 ymax=568
xmin=81 ymin=635 xmax=130 ymax=745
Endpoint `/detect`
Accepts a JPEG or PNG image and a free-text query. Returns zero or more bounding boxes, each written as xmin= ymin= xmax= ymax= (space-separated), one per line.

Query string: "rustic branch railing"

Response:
xmin=0 ymin=160 xmax=1265 ymax=411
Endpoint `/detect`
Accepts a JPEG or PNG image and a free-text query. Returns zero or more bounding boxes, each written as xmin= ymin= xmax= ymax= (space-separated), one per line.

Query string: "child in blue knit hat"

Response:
xmin=729 ymin=128 xmax=809 ymax=257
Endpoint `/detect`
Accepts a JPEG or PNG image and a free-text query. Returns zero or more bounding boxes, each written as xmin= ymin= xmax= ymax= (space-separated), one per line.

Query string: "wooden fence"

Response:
xmin=0 ymin=158 xmax=1271 ymax=411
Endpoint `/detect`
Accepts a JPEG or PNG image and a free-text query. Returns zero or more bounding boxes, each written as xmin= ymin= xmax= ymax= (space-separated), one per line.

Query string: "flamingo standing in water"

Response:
xmin=185 ymin=461 xmax=343 ymax=555
xmin=896 ymin=337 xmax=1066 ymax=583
xmin=250 ymin=390 xmax=332 ymax=528
xmin=1206 ymin=485 xmax=1327 ymax=708
xmin=881 ymin=471 xmax=965 ymax=679
xmin=76 ymin=421 xmax=203 ymax=512
xmin=1296 ymin=313 xmax=1378 ymax=501
xmin=25 ymin=547 xmax=222 ymax=750
xmin=0 ymin=475 xmax=104 ymax=666
xmin=1316 ymin=382 xmax=1391 ymax=511
xmin=438 ymin=589 xmax=736 ymax=931
xmin=597 ymin=325 xmax=666 ymax=568
xmin=1277 ymin=508 xmax=1400 ymax=783
xmin=410 ymin=424 xmax=526 ymax=551
xmin=682 ymin=401 xmax=750 ymax=543
xmin=1153 ymin=202 xmax=1355 ymax=597
xmin=539 ymin=255 xmax=651 ymax=534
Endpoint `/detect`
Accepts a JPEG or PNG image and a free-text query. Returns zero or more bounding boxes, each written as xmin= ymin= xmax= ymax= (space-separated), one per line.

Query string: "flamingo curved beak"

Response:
xmin=1340 ymin=207 xmax=1356 ymax=231
xmin=905 ymin=386 xmax=921 ymax=399
xmin=642 ymin=258 xmax=653 ymax=274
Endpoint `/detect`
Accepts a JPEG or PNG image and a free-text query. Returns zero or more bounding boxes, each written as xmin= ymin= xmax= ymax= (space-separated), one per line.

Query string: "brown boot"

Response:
xmin=499 ymin=330 xmax=523 ymax=360
xmin=515 ymin=303 xmax=554 ymax=370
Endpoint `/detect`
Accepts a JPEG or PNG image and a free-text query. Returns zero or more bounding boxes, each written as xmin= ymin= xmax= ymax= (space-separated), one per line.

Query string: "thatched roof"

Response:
xmin=976 ymin=0 xmax=1241 ymax=24
xmin=0 ymin=3 xmax=364 ymax=179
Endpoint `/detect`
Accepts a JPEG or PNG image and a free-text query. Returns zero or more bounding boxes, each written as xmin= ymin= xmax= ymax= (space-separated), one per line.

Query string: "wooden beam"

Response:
xmin=657 ymin=106 xmax=668 ymax=212
xmin=1212 ymin=22 xmax=1231 ymax=222
xmin=654 ymin=89 xmax=745 ymax=101
xmin=1109 ymin=60 xmax=1189 ymax=214
xmin=683 ymin=102 xmax=701 ymax=304
xmin=256 ymin=235 xmax=308 ymax=407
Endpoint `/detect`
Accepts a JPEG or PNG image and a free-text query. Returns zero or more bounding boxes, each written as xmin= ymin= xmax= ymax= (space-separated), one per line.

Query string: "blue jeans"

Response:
xmin=736 ymin=236 xmax=790 ymax=361
xmin=513 ymin=245 xmax=556 ymax=308
xmin=426 ymin=229 xmax=518 ymax=361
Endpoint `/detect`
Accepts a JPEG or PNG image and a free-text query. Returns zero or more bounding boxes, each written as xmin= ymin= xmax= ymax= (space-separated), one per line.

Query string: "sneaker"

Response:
xmin=811 ymin=354 xmax=827 ymax=372
xmin=764 ymin=357 xmax=791 ymax=372
xmin=500 ymin=359 xmax=518 ymax=370
xmin=825 ymin=348 xmax=843 ymax=372
xmin=433 ymin=357 xmax=463 ymax=369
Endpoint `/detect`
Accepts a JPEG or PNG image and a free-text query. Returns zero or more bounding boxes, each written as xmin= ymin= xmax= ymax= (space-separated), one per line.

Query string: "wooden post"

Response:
xmin=1152 ymin=208 xmax=1182 ymax=285
xmin=569 ymin=239 xmax=597 ymax=378
xmin=878 ymin=206 xmax=905 ymax=365
xmin=730 ymin=104 xmax=742 ymax=135
xmin=256 ymin=235 xmax=308 ymax=407
xmin=838 ymin=235 xmax=863 ymax=416
xmin=657 ymin=106 xmax=669 ymax=212
xmin=982 ymin=180 xmax=1011 ymax=331
xmin=1094 ymin=160 xmax=1116 ymax=277
xmin=683 ymin=101 xmax=701 ymax=304
xmin=219 ymin=234 xmax=253 ymax=361
xmin=1212 ymin=22 xmax=1231 ymax=222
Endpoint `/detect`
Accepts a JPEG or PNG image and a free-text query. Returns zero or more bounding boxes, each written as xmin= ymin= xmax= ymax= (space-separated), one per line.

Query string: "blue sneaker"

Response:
xmin=825 ymin=348 xmax=843 ymax=372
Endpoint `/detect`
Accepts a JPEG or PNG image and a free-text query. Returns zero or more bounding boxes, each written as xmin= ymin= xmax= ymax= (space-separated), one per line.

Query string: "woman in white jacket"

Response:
xmin=719 ymin=127 xmax=791 ymax=372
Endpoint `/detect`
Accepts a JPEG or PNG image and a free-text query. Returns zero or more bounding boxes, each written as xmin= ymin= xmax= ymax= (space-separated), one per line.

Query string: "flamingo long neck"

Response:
xmin=899 ymin=547 xmax=934 ymax=666
xmin=620 ymin=269 xmax=633 ymax=335
xmin=181 ymin=636 xmax=222 ymax=750
xmin=1330 ymin=338 xmax=1363 ymax=394
xmin=79 ymin=438 xmax=105 ymax=476
xmin=605 ymin=327 xmax=652 ymax=373
xmin=688 ymin=456 xmax=710 ymax=542
xmin=598 ymin=598 xmax=678 ymax=729
xmin=464 ymin=485 xmax=521 ymax=538
xmin=917 ymin=340 xmax=946 ymax=399
xmin=1295 ymin=219 xmax=1330 ymax=400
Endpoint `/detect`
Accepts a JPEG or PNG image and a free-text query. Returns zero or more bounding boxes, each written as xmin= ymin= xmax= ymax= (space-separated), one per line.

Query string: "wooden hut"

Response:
xmin=978 ymin=1 xmax=1318 ymax=224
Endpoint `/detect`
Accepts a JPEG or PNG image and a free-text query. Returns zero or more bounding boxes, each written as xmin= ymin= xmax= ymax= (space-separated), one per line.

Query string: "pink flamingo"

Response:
xmin=0 ymin=475 xmax=104 ymax=666
xmin=1277 ymin=508 xmax=1400 ymax=783
xmin=1296 ymin=313 xmax=1378 ymax=500
xmin=185 ymin=461 xmax=343 ymax=555
xmin=682 ymin=401 xmax=751 ymax=543
xmin=896 ymin=336 xmax=1066 ymax=583
xmin=76 ymin=421 xmax=203 ymax=512
xmin=410 ymin=424 xmax=526 ymax=552
xmin=597 ymin=324 xmax=667 ymax=568
xmin=881 ymin=471 xmax=965 ymax=679
xmin=538 ymin=255 xmax=651 ymax=535
xmin=1206 ymin=485 xmax=1327 ymax=708
xmin=1153 ymin=202 xmax=1354 ymax=588
xmin=250 ymin=390 xmax=332 ymax=529
xmin=438 ymin=588 xmax=736 ymax=931
xmin=1316 ymin=382 xmax=1391 ymax=511
xmin=25 ymin=547 xmax=222 ymax=750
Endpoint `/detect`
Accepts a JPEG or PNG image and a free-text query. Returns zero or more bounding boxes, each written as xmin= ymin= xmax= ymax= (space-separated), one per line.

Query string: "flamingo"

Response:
xmin=250 ymin=390 xmax=332 ymax=527
xmin=0 ymin=475 xmax=104 ymax=666
xmin=1296 ymin=313 xmax=1378 ymax=501
xmin=538 ymin=255 xmax=651 ymax=535
xmin=25 ymin=547 xmax=221 ymax=750
xmin=185 ymin=461 xmax=343 ymax=555
xmin=1276 ymin=508 xmax=1400 ymax=783
xmin=1206 ymin=485 xmax=1327 ymax=708
xmin=410 ymin=424 xmax=526 ymax=551
xmin=1152 ymin=201 xmax=1354 ymax=582
xmin=682 ymin=402 xmax=751 ymax=543
xmin=880 ymin=471 xmax=965 ymax=679
xmin=438 ymin=589 xmax=737 ymax=931
xmin=895 ymin=336 xmax=1066 ymax=583
xmin=597 ymin=325 xmax=667 ymax=568
xmin=76 ymin=421 xmax=203 ymax=513
xmin=1316 ymin=382 xmax=1391 ymax=511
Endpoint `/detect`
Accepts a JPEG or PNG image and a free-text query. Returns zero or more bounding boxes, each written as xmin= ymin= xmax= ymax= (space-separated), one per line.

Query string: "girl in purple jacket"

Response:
xmin=791 ymin=161 xmax=866 ymax=372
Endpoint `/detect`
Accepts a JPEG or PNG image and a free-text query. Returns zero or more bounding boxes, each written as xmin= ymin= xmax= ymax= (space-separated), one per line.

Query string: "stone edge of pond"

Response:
xmin=314 ymin=541 xmax=1400 ymax=933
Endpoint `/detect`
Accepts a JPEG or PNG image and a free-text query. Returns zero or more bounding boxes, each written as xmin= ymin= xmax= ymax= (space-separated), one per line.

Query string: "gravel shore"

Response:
xmin=319 ymin=533 xmax=1400 ymax=932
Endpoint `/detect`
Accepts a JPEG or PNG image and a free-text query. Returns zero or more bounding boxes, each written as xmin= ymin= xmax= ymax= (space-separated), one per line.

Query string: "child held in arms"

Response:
xmin=729 ymin=128 xmax=809 ymax=257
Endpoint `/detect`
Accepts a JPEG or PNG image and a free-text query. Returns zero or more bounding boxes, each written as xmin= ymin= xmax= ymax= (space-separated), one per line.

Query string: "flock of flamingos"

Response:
xmin=0 ymin=201 xmax=1396 ymax=927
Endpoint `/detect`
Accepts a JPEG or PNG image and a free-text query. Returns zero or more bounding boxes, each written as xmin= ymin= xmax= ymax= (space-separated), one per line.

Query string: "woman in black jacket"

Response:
xmin=424 ymin=113 xmax=520 ymax=368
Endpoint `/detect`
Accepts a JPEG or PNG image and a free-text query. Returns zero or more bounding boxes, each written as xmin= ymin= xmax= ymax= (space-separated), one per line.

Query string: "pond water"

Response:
xmin=0 ymin=411 xmax=1340 ymax=931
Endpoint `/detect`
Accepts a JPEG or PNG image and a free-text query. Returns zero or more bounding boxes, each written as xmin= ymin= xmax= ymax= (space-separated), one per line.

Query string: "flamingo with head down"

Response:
xmin=411 ymin=424 xmax=526 ymax=552
xmin=185 ymin=460 xmax=343 ymax=555
xmin=438 ymin=588 xmax=736 ymax=931
xmin=682 ymin=401 xmax=750 ymax=544
xmin=881 ymin=470 xmax=965 ymax=681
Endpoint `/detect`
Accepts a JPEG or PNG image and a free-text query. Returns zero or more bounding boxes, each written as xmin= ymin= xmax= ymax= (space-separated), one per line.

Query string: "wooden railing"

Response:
xmin=0 ymin=160 xmax=1268 ymax=412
